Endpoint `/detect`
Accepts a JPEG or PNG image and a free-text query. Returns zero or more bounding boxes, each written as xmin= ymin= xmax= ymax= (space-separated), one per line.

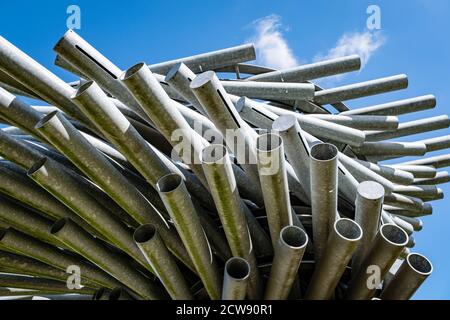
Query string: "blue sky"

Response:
xmin=0 ymin=0 xmax=449 ymax=299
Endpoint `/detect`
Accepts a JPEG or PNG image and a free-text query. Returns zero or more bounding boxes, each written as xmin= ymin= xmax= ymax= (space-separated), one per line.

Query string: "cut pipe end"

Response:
xmin=280 ymin=225 xmax=308 ymax=250
xmin=133 ymin=224 xmax=157 ymax=244
xmin=380 ymin=223 xmax=409 ymax=247
xmin=120 ymin=62 xmax=147 ymax=81
xmin=256 ymin=133 xmax=282 ymax=153
xmin=334 ymin=218 xmax=363 ymax=242
xmin=189 ymin=71 xmax=216 ymax=89
xmin=164 ymin=62 xmax=184 ymax=82
xmin=34 ymin=110 xmax=59 ymax=130
xmin=50 ymin=217 xmax=69 ymax=234
xmin=310 ymin=143 xmax=338 ymax=162
xmin=27 ymin=157 xmax=48 ymax=176
xmin=225 ymin=257 xmax=250 ymax=281
xmin=156 ymin=173 xmax=183 ymax=194
xmin=272 ymin=114 xmax=298 ymax=132
xmin=357 ymin=181 xmax=385 ymax=201
xmin=201 ymin=144 xmax=228 ymax=164
xmin=406 ymin=253 xmax=433 ymax=276
xmin=71 ymin=80 xmax=96 ymax=99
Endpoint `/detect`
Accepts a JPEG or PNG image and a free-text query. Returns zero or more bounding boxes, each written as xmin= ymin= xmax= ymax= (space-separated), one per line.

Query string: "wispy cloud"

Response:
xmin=249 ymin=15 xmax=298 ymax=70
xmin=314 ymin=31 xmax=385 ymax=69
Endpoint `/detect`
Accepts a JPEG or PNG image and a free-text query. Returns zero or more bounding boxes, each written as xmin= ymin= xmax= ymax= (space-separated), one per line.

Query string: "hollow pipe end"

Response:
xmin=406 ymin=253 xmax=433 ymax=276
xmin=164 ymin=62 xmax=184 ymax=82
xmin=120 ymin=62 xmax=148 ymax=82
xmin=189 ymin=71 xmax=216 ymax=90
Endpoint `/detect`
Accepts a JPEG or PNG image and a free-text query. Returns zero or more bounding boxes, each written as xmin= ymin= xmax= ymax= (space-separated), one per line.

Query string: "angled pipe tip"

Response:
xmin=272 ymin=114 xmax=297 ymax=132
xmin=133 ymin=224 xmax=157 ymax=244
xmin=71 ymin=80 xmax=96 ymax=99
xmin=256 ymin=133 xmax=283 ymax=153
xmin=34 ymin=110 xmax=59 ymax=130
xmin=201 ymin=144 xmax=228 ymax=164
xmin=189 ymin=70 xmax=216 ymax=89
xmin=164 ymin=62 xmax=185 ymax=82
xmin=310 ymin=143 xmax=338 ymax=162
xmin=380 ymin=223 xmax=409 ymax=247
xmin=50 ymin=217 xmax=69 ymax=235
xmin=156 ymin=173 xmax=183 ymax=194
xmin=26 ymin=157 xmax=47 ymax=176
xmin=407 ymin=253 xmax=433 ymax=276
xmin=357 ymin=181 xmax=385 ymax=201
xmin=225 ymin=257 xmax=250 ymax=282
xmin=280 ymin=225 xmax=308 ymax=250
xmin=334 ymin=218 xmax=363 ymax=242
xmin=120 ymin=62 xmax=147 ymax=81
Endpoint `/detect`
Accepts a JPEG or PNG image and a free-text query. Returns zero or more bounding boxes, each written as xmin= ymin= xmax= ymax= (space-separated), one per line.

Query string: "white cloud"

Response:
xmin=249 ymin=15 xmax=298 ymax=70
xmin=314 ymin=31 xmax=385 ymax=69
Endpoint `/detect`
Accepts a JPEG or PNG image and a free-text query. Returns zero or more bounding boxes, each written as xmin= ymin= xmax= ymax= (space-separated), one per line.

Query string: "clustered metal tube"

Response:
xmin=0 ymin=29 xmax=446 ymax=300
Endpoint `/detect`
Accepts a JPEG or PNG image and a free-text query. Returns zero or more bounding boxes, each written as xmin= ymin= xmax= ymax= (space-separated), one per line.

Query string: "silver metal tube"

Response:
xmin=351 ymin=141 xmax=427 ymax=157
xmin=133 ymin=224 xmax=192 ymax=300
xmin=222 ymin=257 xmax=250 ymax=300
xmin=384 ymin=203 xmax=432 ymax=218
xmin=346 ymin=224 xmax=408 ymax=299
xmin=386 ymin=164 xmax=437 ymax=178
xmin=263 ymin=102 xmax=366 ymax=147
xmin=201 ymin=144 xmax=261 ymax=299
xmin=416 ymin=135 xmax=450 ymax=153
xmin=256 ymin=133 xmax=292 ymax=247
xmin=393 ymin=184 xmax=440 ymax=199
xmin=222 ymin=81 xmax=315 ymax=101
xmin=245 ymin=55 xmax=361 ymax=82
xmin=413 ymin=171 xmax=450 ymax=185
xmin=384 ymin=193 xmax=425 ymax=213
xmin=366 ymin=116 xmax=450 ymax=141
xmin=380 ymin=253 xmax=432 ymax=300
xmin=165 ymin=62 xmax=207 ymax=114
xmin=27 ymin=157 xmax=152 ymax=271
xmin=0 ymin=35 xmax=88 ymax=123
xmin=53 ymin=30 xmax=149 ymax=121
xmin=265 ymin=226 xmax=308 ymax=300
xmin=34 ymin=111 xmax=167 ymax=235
xmin=394 ymin=216 xmax=423 ymax=231
xmin=353 ymin=159 xmax=414 ymax=185
xmin=0 ymin=194 xmax=57 ymax=246
xmin=306 ymin=114 xmax=399 ymax=131
xmin=341 ymin=95 xmax=436 ymax=116
xmin=272 ymin=115 xmax=312 ymax=199
xmin=51 ymin=218 xmax=166 ymax=300
xmin=400 ymin=154 xmax=450 ymax=169
xmin=314 ymin=75 xmax=409 ymax=105
xmin=390 ymin=215 xmax=414 ymax=235
xmin=352 ymin=181 xmax=384 ymax=273
xmin=310 ymin=143 xmax=338 ymax=262
xmin=0 ymin=228 xmax=120 ymax=289
xmin=190 ymin=70 xmax=263 ymax=200
xmin=156 ymin=173 xmax=221 ymax=299
xmin=148 ymin=44 xmax=256 ymax=74
xmin=120 ymin=62 xmax=208 ymax=185
xmin=305 ymin=218 xmax=362 ymax=300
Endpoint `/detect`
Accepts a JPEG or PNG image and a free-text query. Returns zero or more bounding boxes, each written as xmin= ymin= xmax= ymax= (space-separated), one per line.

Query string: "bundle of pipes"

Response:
xmin=0 ymin=29 xmax=446 ymax=300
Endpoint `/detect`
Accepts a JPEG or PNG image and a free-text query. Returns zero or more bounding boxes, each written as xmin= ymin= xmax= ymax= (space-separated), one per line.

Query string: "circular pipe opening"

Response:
xmin=380 ymin=224 xmax=409 ymax=246
xmin=225 ymin=257 xmax=250 ymax=281
xmin=189 ymin=71 xmax=215 ymax=89
xmin=156 ymin=173 xmax=183 ymax=193
xmin=280 ymin=225 xmax=308 ymax=249
xmin=72 ymin=80 xmax=95 ymax=99
xmin=165 ymin=62 xmax=183 ymax=82
xmin=272 ymin=114 xmax=297 ymax=132
xmin=34 ymin=110 xmax=59 ymax=130
xmin=27 ymin=157 xmax=48 ymax=176
xmin=201 ymin=144 xmax=228 ymax=164
xmin=133 ymin=224 xmax=157 ymax=244
xmin=50 ymin=218 xmax=68 ymax=234
xmin=407 ymin=253 xmax=433 ymax=275
xmin=334 ymin=218 xmax=363 ymax=241
xmin=310 ymin=143 xmax=338 ymax=161
xmin=256 ymin=133 xmax=282 ymax=152
xmin=121 ymin=62 xmax=146 ymax=81
xmin=357 ymin=181 xmax=385 ymax=200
